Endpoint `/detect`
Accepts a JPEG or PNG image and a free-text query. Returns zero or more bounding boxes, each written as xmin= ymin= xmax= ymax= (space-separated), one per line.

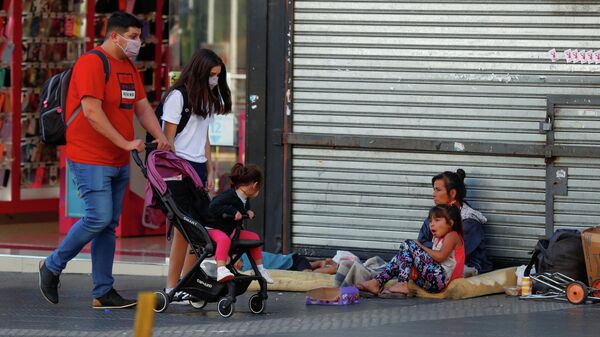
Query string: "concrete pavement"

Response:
xmin=0 ymin=271 xmax=599 ymax=337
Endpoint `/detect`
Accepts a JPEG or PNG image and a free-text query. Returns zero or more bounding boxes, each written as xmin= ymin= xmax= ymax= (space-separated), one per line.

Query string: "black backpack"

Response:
xmin=525 ymin=229 xmax=588 ymax=288
xmin=39 ymin=50 xmax=110 ymax=145
xmin=145 ymin=86 xmax=192 ymax=143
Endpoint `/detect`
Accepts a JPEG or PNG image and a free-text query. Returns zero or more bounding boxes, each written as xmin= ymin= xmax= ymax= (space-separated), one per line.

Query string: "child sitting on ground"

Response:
xmin=208 ymin=163 xmax=273 ymax=283
xmin=357 ymin=204 xmax=465 ymax=296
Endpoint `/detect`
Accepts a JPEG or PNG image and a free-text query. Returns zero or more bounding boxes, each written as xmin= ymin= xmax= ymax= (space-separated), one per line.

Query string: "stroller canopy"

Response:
xmin=144 ymin=150 xmax=204 ymax=206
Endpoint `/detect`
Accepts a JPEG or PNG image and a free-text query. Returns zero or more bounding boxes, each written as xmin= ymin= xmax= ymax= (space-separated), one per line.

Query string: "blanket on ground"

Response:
xmin=247 ymin=267 xmax=517 ymax=300
xmin=333 ymin=257 xmax=388 ymax=287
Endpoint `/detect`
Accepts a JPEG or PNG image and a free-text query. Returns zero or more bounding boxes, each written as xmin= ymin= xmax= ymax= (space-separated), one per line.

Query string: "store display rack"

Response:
xmin=0 ymin=0 xmax=168 ymax=214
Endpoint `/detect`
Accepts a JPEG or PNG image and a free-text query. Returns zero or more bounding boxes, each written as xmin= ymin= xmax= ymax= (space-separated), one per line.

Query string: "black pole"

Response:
xmin=245 ymin=0 xmax=268 ymax=239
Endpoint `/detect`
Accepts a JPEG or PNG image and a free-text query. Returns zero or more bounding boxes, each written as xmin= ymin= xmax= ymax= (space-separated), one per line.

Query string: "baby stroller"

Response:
xmin=133 ymin=147 xmax=268 ymax=318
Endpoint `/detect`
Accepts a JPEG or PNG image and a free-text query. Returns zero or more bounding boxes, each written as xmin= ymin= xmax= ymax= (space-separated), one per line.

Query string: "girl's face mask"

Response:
xmin=209 ymin=75 xmax=219 ymax=89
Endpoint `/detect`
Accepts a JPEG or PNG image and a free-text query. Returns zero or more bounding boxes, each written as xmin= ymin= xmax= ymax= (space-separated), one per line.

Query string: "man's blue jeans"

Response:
xmin=46 ymin=160 xmax=129 ymax=298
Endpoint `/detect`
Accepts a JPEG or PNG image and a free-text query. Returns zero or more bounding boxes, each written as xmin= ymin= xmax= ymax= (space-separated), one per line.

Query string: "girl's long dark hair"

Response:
xmin=164 ymin=48 xmax=232 ymax=118
xmin=429 ymin=204 xmax=464 ymax=238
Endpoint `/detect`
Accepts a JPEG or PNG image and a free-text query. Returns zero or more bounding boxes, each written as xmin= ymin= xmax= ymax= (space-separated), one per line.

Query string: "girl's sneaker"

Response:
xmin=257 ymin=265 xmax=274 ymax=284
xmin=217 ymin=267 xmax=234 ymax=282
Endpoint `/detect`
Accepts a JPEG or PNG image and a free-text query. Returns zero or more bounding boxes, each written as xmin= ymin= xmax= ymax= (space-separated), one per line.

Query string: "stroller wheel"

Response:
xmin=154 ymin=291 xmax=170 ymax=313
xmin=566 ymin=281 xmax=588 ymax=305
xmin=592 ymin=279 xmax=600 ymax=298
xmin=189 ymin=298 xmax=207 ymax=309
xmin=248 ymin=294 xmax=266 ymax=314
xmin=217 ymin=298 xmax=234 ymax=318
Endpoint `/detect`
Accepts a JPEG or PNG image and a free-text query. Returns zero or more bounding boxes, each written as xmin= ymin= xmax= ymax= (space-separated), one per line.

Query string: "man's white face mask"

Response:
xmin=115 ymin=34 xmax=141 ymax=61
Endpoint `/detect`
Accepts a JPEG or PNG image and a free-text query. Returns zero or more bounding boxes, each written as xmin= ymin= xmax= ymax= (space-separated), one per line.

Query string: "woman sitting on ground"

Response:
xmin=341 ymin=169 xmax=492 ymax=292
xmin=418 ymin=169 xmax=492 ymax=276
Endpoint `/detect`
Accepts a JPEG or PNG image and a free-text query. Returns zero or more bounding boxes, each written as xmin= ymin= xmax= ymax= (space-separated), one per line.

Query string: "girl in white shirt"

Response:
xmin=162 ymin=48 xmax=231 ymax=298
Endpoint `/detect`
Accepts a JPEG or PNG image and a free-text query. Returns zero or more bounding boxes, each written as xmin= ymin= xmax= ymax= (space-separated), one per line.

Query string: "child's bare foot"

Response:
xmin=356 ymin=279 xmax=381 ymax=295
xmin=312 ymin=265 xmax=338 ymax=275
xmin=309 ymin=260 xmax=324 ymax=269
xmin=383 ymin=282 xmax=409 ymax=295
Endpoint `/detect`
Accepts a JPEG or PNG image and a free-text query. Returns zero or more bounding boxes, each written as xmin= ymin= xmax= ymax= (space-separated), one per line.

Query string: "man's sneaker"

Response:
xmin=216 ymin=266 xmax=235 ymax=283
xmin=92 ymin=288 xmax=137 ymax=309
xmin=38 ymin=260 xmax=60 ymax=304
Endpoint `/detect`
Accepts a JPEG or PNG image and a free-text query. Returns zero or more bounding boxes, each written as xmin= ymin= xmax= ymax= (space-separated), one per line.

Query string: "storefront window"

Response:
xmin=0 ymin=2 xmax=249 ymax=268
xmin=169 ymin=0 xmax=247 ymax=194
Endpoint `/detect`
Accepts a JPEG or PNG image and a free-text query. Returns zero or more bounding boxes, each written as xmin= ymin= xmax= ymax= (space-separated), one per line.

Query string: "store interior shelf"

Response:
xmin=22 ymin=12 xmax=83 ymax=18
xmin=1 ymin=0 xmax=170 ymax=214
xmin=21 ymin=37 xmax=86 ymax=43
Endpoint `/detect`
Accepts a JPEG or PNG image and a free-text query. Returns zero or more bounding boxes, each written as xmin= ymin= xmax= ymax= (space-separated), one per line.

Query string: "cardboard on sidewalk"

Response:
xmin=581 ymin=226 xmax=600 ymax=286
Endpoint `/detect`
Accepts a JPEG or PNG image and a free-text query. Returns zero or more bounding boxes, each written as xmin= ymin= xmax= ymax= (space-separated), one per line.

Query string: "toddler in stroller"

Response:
xmin=207 ymin=163 xmax=274 ymax=284
xmin=134 ymin=148 xmax=268 ymax=318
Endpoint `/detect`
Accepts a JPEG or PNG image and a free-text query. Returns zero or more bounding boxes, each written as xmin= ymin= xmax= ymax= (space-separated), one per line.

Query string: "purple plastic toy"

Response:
xmin=305 ymin=286 xmax=359 ymax=305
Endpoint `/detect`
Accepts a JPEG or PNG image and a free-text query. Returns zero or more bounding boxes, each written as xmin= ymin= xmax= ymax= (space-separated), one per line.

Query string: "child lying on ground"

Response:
xmin=233 ymin=252 xmax=338 ymax=274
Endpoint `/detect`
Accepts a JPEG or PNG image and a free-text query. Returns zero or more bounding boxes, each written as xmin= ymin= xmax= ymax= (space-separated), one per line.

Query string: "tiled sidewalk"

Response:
xmin=0 ymin=272 xmax=599 ymax=337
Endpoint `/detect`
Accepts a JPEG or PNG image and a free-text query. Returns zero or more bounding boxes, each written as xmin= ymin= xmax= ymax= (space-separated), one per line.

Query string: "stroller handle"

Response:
xmin=131 ymin=142 xmax=158 ymax=171
xmin=222 ymin=213 xmax=250 ymax=220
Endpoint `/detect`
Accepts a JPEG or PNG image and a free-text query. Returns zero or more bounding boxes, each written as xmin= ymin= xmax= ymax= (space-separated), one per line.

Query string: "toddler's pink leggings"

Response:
xmin=208 ymin=229 xmax=262 ymax=263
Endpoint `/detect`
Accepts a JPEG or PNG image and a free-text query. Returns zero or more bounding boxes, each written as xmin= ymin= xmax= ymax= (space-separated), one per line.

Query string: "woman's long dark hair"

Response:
xmin=164 ymin=48 xmax=232 ymax=118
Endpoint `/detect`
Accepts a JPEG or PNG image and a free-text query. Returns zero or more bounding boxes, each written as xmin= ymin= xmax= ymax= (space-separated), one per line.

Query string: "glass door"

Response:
xmin=168 ymin=0 xmax=247 ymax=194
xmin=20 ymin=1 xmax=87 ymax=200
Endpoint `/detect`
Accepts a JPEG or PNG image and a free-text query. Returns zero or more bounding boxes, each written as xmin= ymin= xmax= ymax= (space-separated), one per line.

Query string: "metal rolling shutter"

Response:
xmin=292 ymin=148 xmax=546 ymax=259
xmin=554 ymin=105 xmax=600 ymax=232
xmin=290 ymin=1 xmax=600 ymax=259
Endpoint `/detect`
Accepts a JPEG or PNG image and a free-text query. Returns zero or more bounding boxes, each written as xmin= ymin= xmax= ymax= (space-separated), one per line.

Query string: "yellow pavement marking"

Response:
xmin=134 ymin=292 xmax=156 ymax=337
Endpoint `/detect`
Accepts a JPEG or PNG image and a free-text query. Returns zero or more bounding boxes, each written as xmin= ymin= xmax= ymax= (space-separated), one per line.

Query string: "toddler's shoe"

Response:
xmin=217 ymin=266 xmax=234 ymax=282
xmin=257 ymin=265 xmax=274 ymax=284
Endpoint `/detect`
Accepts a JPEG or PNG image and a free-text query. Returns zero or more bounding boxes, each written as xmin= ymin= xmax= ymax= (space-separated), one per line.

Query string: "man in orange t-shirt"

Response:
xmin=39 ymin=12 xmax=170 ymax=309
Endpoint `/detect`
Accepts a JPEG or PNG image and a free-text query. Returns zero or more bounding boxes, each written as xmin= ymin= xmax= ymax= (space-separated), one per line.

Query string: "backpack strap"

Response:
xmin=88 ymin=49 xmax=111 ymax=83
xmin=66 ymin=50 xmax=111 ymax=126
xmin=175 ymin=86 xmax=193 ymax=134
xmin=524 ymin=249 xmax=540 ymax=276
xmin=525 ymin=238 xmax=549 ymax=276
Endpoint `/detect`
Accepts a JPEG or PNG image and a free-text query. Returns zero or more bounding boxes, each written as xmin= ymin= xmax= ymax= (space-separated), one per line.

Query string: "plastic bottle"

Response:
xmin=521 ymin=276 xmax=532 ymax=296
